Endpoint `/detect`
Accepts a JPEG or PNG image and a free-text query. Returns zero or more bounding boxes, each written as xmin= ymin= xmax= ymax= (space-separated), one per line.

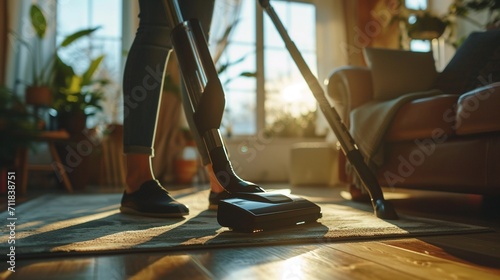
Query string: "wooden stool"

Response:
xmin=18 ymin=130 xmax=73 ymax=195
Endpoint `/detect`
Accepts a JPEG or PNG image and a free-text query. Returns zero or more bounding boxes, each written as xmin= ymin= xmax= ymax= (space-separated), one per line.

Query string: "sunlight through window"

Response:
xmin=215 ymin=0 xmax=318 ymax=137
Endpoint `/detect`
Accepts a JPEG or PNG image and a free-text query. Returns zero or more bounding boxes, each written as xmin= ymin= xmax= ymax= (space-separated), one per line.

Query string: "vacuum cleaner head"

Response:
xmin=217 ymin=192 xmax=322 ymax=232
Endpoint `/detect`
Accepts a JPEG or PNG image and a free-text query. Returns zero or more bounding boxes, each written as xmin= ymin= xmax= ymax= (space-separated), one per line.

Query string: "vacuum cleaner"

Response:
xmin=163 ymin=0 xmax=397 ymax=232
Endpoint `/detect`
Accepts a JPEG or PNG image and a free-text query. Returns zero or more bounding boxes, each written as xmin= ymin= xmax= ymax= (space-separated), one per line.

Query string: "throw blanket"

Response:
xmin=349 ymin=89 xmax=443 ymax=170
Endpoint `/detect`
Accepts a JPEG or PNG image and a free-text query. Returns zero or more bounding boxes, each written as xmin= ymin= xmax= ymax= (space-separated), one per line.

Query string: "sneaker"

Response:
xmin=120 ymin=180 xmax=189 ymax=218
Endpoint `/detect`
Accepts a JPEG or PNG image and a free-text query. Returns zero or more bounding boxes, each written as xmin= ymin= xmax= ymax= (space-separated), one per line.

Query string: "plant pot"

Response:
xmin=25 ymin=86 xmax=53 ymax=107
xmin=174 ymin=143 xmax=199 ymax=184
xmin=407 ymin=15 xmax=447 ymax=40
xmin=57 ymin=111 xmax=87 ymax=137
xmin=174 ymin=159 xmax=198 ymax=184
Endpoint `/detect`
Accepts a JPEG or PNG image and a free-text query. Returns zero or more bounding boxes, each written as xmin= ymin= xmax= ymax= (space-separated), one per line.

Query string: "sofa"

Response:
xmin=327 ymin=30 xmax=500 ymax=197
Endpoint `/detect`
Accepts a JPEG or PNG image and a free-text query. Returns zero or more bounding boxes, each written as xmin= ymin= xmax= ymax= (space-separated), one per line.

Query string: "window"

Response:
xmin=405 ymin=0 xmax=427 ymax=10
xmin=263 ymin=1 xmax=318 ymax=137
xmin=215 ymin=0 xmax=318 ymax=137
xmin=213 ymin=0 xmax=257 ymax=136
xmin=56 ymin=0 xmax=123 ymax=124
xmin=405 ymin=0 xmax=431 ymax=52
xmin=56 ymin=0 xmax=321 ymax=136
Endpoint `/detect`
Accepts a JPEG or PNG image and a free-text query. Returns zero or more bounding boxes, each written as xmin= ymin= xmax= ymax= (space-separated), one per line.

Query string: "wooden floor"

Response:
xmin=2 ymin=184 xmax=500 ymax=280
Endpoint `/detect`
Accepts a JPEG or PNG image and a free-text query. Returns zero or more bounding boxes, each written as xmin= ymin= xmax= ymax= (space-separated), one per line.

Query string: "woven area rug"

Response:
xmin=0 ymin=189 xmax=489 ymax=258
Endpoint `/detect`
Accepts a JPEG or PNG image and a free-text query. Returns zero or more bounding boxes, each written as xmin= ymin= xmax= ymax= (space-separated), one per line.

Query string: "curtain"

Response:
xmin=5 ymin=0 xmax=57 ymax=93
xmin=209 ymin=0 xmax=242 ymax=63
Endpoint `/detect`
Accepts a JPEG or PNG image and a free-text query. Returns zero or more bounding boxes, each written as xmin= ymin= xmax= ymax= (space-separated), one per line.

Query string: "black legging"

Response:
xmin=122 ymin=0 xmax=214 ymax=164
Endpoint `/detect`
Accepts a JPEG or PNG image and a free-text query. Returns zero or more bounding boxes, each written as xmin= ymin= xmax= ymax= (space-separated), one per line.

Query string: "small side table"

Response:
xmin=18 ymin=130 xmax=73 ymax=195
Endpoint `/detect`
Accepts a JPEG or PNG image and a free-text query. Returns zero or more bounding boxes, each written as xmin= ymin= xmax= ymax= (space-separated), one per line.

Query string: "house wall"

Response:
xmin=344 ymin=0 xmax=401 ymax=66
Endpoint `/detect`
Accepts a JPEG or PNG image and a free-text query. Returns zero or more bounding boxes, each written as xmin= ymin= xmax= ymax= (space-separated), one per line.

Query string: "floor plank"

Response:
xmin=383 ymin=234 xmax=500 ymax=271
xmin=327 ymin=241 xmax=500 ymax=279
xmin=2 ymin=259 xmax=95 ymax=280
xmin=120 ymin=254 xmax=212 ymax=280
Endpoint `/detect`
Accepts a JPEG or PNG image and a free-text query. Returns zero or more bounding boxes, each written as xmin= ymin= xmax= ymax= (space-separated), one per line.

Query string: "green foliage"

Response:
xmin=24 ymin=4 xmax=106 ymax=115
xmin=19 ymin=4 xmax=100 ymax=87
xmin=265 ymin=110 xmax=320 ymax=138
xmin=0 ymin=86 xmax=38 ymax=165
xmin=52 ymin=55 xmax=108 ymax=115
xmin=29 ymin=4 xmax=47 ymax=39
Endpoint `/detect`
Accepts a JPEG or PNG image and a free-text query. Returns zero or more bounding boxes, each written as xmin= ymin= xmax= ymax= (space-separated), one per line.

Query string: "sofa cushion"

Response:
xmin=364 ymin=48 xmax=437 ymax=100
xmin=385 ymin=94 xmax=458 ymax=142
xmin=435 ymin=30 xmax=500 ymax=95
xmin=455 ymin=83 xmax=500 ymax=135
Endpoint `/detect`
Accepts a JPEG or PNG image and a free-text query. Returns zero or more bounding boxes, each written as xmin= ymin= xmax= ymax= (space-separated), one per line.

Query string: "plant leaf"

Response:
xmin=81 ymin=55 xmax=105 ymax=86
xmin=30 ymin=4 xmax=47 ymax=39
xmin=66 ymin=76 xmax=83 ymax=95
xmin=54 ymin=55 xmax=76 ymax=89
xmin=60 ymin=27 xmax=100 ymax=48
xmin=239 ymin=71 xmax=256 ymax=78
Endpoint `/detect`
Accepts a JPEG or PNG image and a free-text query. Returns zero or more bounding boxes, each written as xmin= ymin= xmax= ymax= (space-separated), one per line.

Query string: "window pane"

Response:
xmin=224 ymin=90 xmax=256 ymax=135
xmin=228 ymin=0 xmax=255 ymax=44
xmin=214 ymin=0 xmax=257 ymax=136
xmin=405 ymin=0 xmax=427 ymax=10
xmin=56 ymin=0 xmax=122 ymax=125
xmin=219 ymin=43 xmax=256 ymax=135
xmin=56 ymin=0 xmax=89 ymax=36
xmin=264 ymin=2 xmax=316 ymax=51
xmin=212 ymin=0 xmax=318 ymax=137
xmin=90 ymin=0 xmax=122 ymax=38
xmin=264 ymin=51 xmax=316 ymax=122
xmin=410 ymin=40 xmax=431 ymax=52
xmin=56 ymin=0 xmax=122 ymax=78
xmin=264 ymin=1 xmax=317 ymax=137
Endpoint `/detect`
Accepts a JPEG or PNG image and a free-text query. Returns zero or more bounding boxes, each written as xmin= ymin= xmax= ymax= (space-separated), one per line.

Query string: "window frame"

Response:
xmin=221 ymin=0 xmax=326 ymax=139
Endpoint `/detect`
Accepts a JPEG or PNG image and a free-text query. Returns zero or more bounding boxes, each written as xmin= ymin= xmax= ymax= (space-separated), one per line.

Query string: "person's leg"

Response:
xmin=121 ymin=0 xmax=188 ymax=217
xmin=124 ymin=154 xmax=153 ymax=194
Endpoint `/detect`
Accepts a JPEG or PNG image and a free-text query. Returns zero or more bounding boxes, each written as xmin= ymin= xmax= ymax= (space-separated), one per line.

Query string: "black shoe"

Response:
xmin=120 ymin=180 xmax=189 ymax=218
xmin=208 ymin=191 xmax=232 ymax=210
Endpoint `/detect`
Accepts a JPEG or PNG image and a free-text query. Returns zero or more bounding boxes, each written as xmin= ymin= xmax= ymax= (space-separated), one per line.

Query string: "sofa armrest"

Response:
xmin=456 ymin=82 xmax=500 ymax=135
xmin=326 ymin=66 xmax=374 ymax=127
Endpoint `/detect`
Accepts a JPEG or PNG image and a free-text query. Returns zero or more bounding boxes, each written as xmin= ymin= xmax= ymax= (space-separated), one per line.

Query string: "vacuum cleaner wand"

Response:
xmin=164 ymin=0 xmax=264 ymax=194
xmin=259 ymin=0 xmax=398 ymax=219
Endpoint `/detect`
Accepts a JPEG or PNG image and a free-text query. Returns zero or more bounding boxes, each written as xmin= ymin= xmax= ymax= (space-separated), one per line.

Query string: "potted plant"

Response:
xmin=15 ymin=4 xmax=99 ymax=109
xmin=23 ymin=4 xmax=52 ymax=107
xmin=406 ymin=11 xmax=449 ymax=40
xmin=51 ymin=54 xmax=107 ymax=136
xmin=48 ymin=55 xmax=108 ymax=190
